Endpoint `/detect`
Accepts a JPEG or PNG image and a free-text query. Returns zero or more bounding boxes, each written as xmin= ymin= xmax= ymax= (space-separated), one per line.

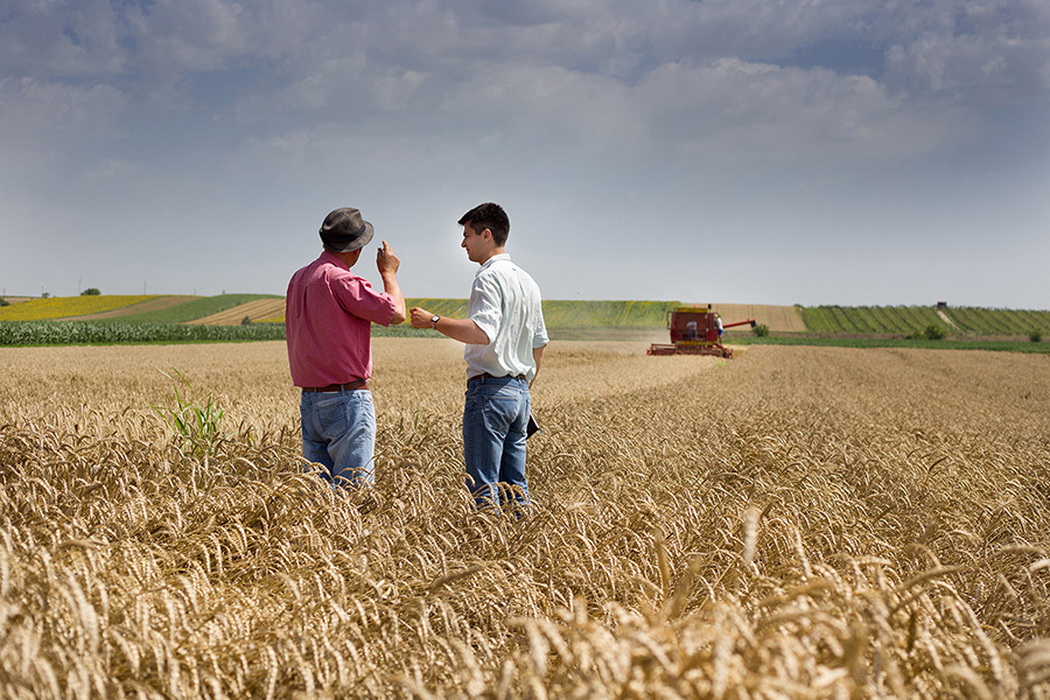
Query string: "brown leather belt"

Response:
xmin=302 ymin=378 xmax=368 ymax=392
xmin=468 ymin=373 xmax=526 ymax=384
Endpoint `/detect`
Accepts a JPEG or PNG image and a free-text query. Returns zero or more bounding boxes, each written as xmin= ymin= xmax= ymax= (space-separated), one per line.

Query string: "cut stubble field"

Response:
xmin=2 ymin=339 xmax=1049 ymax=697
xmin=187 ymin=298 xmax=288 ymax=326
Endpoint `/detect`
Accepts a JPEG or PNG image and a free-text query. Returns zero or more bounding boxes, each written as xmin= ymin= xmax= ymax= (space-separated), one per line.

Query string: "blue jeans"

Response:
xmin=463 ymin=375 xmax=531 ymax=510
xmin=300 ymin=389 xmax=375 ymax=488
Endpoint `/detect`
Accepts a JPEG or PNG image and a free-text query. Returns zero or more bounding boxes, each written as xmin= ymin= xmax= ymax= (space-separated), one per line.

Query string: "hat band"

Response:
xmin=321 ymin=230 xmax=364 ymax=251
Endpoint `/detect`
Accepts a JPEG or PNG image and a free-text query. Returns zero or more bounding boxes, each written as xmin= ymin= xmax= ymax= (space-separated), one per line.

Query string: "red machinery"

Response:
xmin=648 ymin=305 xmax=756 ymax=358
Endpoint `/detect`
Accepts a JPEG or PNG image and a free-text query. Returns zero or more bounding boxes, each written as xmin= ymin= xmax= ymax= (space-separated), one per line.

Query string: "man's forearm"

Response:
xmin=436 ymin=316 xmax=490 ymax=345
xmin=409 ymin=306 xmax=488 ymax=344
xmin=531 ymin=344 xmax=546 ymax=388
xmin=382 ymin=274 xmax=406 ymax=324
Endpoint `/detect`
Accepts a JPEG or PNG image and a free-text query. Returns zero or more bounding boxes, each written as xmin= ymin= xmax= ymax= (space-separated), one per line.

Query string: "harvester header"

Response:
xmin=648 ymin=305 xmax=756 ymax=358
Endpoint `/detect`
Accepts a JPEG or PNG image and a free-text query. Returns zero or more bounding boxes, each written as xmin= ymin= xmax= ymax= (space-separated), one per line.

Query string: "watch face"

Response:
xmin=431 ymin=315 xmax=440 ymax=324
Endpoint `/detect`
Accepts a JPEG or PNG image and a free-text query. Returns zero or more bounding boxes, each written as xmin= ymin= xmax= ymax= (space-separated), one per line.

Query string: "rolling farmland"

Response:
xmin=103 ymin=294 xmax=284 ymax=324
xmin=1 ymin=295 xmax=806 ymax=331
xmin=2 ymin=340 xmax=1049 ymax=696
xmin=3 ymin=295 xmax=1049 ymax=351
xmin=799 ymin=305 xmax=1050 ymax=337
xmin=59 ymin=296 xmax=200 ymax=321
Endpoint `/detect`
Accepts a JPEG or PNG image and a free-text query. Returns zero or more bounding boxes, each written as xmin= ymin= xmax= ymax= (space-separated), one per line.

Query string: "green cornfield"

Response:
xmin=0 ymin=321 xmax=285 ymax=346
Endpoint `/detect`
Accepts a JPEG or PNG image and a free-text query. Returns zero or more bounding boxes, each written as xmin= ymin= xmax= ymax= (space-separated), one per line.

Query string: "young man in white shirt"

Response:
xmin=410 ymin=203 xmax=548 ymax=512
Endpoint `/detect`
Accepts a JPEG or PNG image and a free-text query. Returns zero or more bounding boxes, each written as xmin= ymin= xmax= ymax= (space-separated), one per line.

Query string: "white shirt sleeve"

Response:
xmin=532 ymin=300 xmax=549 ymax=348
xmin=468 ymin=274 xmax=501 ymax=344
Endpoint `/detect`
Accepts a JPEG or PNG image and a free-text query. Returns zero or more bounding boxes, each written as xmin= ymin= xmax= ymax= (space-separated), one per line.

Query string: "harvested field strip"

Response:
xmin=187 ymin=298 xmax=287 ymax=325
xmin=0 ymin=294 xmax=159 ymax=321
xmin=1 ymin=341 xmax=1049 ymax=696
xmin=706 ymin=303 xmax=806 ymax=331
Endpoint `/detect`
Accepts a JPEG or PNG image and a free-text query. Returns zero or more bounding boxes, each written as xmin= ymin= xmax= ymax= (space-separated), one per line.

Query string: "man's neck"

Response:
xmin=478 ymin=247 xmax=506 ymax=265
xmin=330 ymin=248 xmax=362 ymax=268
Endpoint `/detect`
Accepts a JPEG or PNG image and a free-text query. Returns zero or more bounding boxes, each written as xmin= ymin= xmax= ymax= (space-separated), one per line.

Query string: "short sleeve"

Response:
xmin=533 ymin=313 xmax=549 ymax=348
xmin=333 ymin=274 xmax=398 ymax=327
xmin=469 ymin=274 xmax=502 ymax=343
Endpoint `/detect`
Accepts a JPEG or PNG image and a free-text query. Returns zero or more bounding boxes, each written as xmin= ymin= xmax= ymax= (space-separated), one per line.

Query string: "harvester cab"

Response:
xmin=648 ymin=305 xmax=756 ymax=358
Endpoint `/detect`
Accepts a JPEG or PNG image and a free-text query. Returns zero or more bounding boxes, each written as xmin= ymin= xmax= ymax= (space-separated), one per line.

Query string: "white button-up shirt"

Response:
xmin=465 ymin=253 xmax=549 ymax=381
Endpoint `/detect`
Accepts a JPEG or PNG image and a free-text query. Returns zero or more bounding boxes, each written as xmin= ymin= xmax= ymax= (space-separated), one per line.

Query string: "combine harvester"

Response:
xmin=648 ymin=305 xmax=756 ymax=359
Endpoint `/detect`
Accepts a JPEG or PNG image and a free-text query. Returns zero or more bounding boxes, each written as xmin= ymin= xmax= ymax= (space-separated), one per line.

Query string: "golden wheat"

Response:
xmin=1 ymin=339 xmax=1048 ymax=697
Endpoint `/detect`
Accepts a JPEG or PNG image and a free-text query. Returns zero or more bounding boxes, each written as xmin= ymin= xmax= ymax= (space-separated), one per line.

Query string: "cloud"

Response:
xmin=636 ymin=59 xmax=981 ymax=161
xmin=0 ymin=76 xmax=128 ymax=180
xmin=1 ymin=0 xmax=1048 ymax=307
xmin=0 ymin=0 xmax=125 ymax=77
xmin=877 ymin=0 xmax=1050 ymax=103
xmin=209 ymin=0 xmax=1039 ymax=169
xmin=6 ymin=1 xmax=1045 ymax=148
xmin=120 ymin=0 xmax=259 ymax=72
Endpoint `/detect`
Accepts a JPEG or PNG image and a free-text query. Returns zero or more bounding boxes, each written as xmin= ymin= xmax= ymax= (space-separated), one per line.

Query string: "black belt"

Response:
xmin=468 ymin=373 xmax=526 ymax=384
xmin=302 ymin=378 xmax=368 ymax=392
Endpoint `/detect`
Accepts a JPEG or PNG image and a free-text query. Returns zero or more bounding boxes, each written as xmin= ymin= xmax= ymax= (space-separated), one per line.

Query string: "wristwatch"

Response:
xmin=430 ymin=314 xmax=440 ymax=328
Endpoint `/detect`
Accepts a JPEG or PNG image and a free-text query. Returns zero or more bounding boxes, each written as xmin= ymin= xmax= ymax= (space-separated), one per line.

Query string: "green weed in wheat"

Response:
xmin=150 ymin=367 xmax=227 ymax=457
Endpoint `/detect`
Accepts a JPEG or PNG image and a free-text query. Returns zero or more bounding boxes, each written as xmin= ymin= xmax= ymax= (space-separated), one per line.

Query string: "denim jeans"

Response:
xmin=463 ymin=375 xmax=531 ymax=510
xmin=300 ymin=389 xmax=376 ymax=488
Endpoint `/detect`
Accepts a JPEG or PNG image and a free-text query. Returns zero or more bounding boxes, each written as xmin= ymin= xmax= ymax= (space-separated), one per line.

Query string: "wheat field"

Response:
xmin=1 ymin=339 xmax=1049 ymax=698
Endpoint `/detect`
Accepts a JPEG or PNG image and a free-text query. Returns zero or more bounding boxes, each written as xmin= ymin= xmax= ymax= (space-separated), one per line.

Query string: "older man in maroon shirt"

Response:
xmin=286 ymin=207 xmax=405 ymax=487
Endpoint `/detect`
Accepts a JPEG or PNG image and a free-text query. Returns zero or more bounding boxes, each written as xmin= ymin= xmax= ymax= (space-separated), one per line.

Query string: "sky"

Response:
xmin=1 ymin=0 xmax=1048 ymax=309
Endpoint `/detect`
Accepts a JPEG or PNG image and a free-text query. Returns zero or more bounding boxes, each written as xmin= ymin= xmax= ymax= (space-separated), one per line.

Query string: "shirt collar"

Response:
xmin=320 ymin=250 xmax=348 ymax=269
xmin=478 ymin=252 xmax=511 ymax=272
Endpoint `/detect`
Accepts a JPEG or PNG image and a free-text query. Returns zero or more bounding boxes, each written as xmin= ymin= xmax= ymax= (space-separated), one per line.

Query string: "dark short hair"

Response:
xmin=458 ymin=202 xmax=509 ymax=247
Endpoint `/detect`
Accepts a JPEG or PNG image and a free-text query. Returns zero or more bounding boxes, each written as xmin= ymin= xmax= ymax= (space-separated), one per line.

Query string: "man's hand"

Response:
xmin=376 ymin=240 xmax=400 ymax=276
xmin=409 ymin=307 xmax=434 ymax=328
